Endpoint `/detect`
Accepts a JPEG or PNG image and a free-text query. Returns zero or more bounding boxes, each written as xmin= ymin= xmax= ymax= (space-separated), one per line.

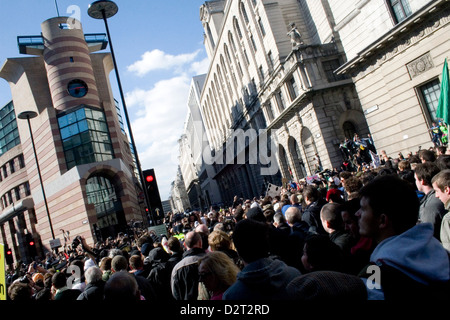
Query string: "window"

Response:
xmin=24 ymin=182 xmax=31 ymax=196
xmin=276 ymin=90 xmax=286 ymax=111
xmin=58 ymin=106 xmax=114 ymax=170
xmin=0 ymin=101 xmax=20 ymax=155
xmin=18 ymin=154 xmax=25 ymax=168
xmin=287 ymin=77 xmax=299 ymax=100
xmin=240 ymin=2 xmax=249 ymax=24
xmin=234 ymin=17 xmax=243 ymax=39
xmin=259 ymin=65 xmax=265 ymax=81
xmin=9 ymin=160 xmax=15 ymax=174
xmin=389 ymin=0 xmax=412 ymax=23
xmin=207 ymin=24 xmax=215 ymax=50
xmin=322 ymin=59 xmax=347 ymax=82
xmin=14 ymin=187 xmax=20 ymax=201
xmin=86 ymin=175 xmax=123 ymax=229
xmin=268 ymin=51 xmax=275 ymax=70
xmin=266 ymin=102 xmax=275 ymax=121
xmin=250 ymin=35 xmax=257 ymax=51
xmin=258 ymin=18 xmax=266 ymax=37
xmin=419 ymin=79 xmax=441 ymax=123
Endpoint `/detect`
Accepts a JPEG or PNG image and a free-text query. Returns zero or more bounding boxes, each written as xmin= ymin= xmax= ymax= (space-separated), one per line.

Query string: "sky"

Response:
xmin=0 ymin=0 xmax=210 ymax=200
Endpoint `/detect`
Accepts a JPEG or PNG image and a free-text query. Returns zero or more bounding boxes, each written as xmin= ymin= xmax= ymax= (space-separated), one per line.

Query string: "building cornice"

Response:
xmin=336 ymin=0 xmax=449 ymax=76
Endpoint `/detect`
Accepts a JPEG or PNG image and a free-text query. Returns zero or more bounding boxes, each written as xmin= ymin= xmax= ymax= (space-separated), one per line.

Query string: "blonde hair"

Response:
xmin=208 ymin=230 xmax=232 ymax=251
xmin=198 ymin=251 xmax=240 ymax=288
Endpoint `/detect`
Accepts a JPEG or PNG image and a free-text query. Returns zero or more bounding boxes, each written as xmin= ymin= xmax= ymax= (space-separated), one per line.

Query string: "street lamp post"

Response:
xmin=17 ymin=111 xmax=55 ymax=240
xmin=88 ymin=0 xmax=156 ymax=226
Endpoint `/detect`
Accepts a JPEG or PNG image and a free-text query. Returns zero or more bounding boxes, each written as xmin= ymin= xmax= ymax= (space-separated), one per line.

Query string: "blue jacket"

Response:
xmin=223 ymin=257 xmax=301 ymax=300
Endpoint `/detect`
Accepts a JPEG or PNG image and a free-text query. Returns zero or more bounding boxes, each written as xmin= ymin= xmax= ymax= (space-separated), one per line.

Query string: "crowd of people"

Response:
xmin=5 ymin=145 xmax=450 ymax=302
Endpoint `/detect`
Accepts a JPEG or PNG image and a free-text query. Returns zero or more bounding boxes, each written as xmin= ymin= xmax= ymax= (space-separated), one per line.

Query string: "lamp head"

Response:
xmin=88 ymin=0 xmax=118 ymax=19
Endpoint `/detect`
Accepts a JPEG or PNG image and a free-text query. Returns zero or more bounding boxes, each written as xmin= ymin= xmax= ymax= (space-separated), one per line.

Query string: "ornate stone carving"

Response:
xmin=406 ymin=52 xmax=434 ymax=78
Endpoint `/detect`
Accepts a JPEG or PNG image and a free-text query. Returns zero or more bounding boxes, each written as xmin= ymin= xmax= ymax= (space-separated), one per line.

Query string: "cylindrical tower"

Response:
xmin=41 ymin=17 xmax=100 ymax=111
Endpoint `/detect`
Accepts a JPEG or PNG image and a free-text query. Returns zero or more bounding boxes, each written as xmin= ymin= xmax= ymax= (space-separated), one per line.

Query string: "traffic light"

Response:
xmin=5 ymin=246 xmax=13 ymax=265
xmin=25 ymin=233 xmax=37 ymax=259
xmin=143 ymin=169 xmax=163 ymax=222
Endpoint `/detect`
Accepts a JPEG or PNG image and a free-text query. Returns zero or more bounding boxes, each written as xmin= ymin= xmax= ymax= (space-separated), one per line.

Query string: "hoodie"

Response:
xmin=370 ymin=223 xmax=449 ymax=285
xmin=222 ymin=257 xmax=301 ymax=300
xmin=364 ymin=223 xmax=450 ymax=300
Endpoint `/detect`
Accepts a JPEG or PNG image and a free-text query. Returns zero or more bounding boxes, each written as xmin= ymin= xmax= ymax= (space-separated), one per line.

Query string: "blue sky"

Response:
xmin=0 ymin=0 xmax=210 ymax=200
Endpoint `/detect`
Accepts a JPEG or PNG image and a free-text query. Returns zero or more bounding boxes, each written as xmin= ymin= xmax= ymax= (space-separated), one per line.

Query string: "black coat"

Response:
xmin=76 ymin=280 xmax=105 ymax=301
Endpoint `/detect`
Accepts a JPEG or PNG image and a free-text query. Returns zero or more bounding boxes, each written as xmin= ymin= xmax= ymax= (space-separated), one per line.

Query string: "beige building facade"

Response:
xmin=197 ymin=0 xmax=369 ymax=205
xmin=335 ymin=0 xmax=450 ymax=155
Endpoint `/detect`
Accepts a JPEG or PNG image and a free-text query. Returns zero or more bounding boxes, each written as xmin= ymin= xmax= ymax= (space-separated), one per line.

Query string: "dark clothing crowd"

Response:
xmin=5 ymin=147 xmax=450 ymax=302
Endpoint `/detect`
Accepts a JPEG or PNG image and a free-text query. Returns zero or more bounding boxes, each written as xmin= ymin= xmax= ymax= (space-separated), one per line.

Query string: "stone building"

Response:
xmin=334 ymin=0 xmax=450 ymax=156
xmin=0 ymin=17 xmax=145 ymax=263
xmin=197 ymin=0 xmax=369 ymax=205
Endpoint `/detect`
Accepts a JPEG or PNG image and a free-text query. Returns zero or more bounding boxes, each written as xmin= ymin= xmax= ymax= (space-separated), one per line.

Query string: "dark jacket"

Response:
xmin=171 ymin=248 xmax=206 ymax=300
xmin=302 ymin=198 xmax=327 ymax=235
xmin=222 ymin=257 xmax=301 ymax=300
xmin=419 ymin=189 xmax=447 ymax=240
xmin=147 ymin=251 xmax=183 ymax=301
xmin=54 ymin=288 xmax=81 ymax=301
xmin=76 ymin=280 xmax=105 ymax=301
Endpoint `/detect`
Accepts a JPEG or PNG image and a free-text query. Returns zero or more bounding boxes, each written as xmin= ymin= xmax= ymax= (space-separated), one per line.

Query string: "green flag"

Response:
xmin=436 ymin=58 xmax=450 ymax=124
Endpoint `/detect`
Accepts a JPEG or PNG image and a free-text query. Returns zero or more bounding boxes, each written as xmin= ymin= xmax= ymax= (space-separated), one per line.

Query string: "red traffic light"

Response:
xmin=6 ymin=249 xmax=12 ymax=255
xmin=146 ymin=175 xmax=154 ymax=183
xmin=29 ymin=241 xmax=35 ymax=246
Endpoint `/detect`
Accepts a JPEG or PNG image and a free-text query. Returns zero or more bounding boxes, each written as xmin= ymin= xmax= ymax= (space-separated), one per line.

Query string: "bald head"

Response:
xmin=285 ymin=206 xmax=302 ymax=226
xmin=184 ymin=231 xmax=202 ymax=250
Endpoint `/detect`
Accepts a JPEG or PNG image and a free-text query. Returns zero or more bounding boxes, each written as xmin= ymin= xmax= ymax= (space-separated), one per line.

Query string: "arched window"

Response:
xmin=234 ymin=17 xmax=243 ymax=39
xmin=240 ymin=1 xmax=249 ymax=24
xmin=86 ymin=175 xmax=124 ymax=234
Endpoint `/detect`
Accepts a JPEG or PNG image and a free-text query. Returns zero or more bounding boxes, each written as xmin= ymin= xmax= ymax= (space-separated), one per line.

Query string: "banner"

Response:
xmin=0 ymin=243 xmax=6 ymax=300
xmin=266 ymin=183 xmax=281 ymax=198
xmin=370 ymin=150 xmax=381 ymax=168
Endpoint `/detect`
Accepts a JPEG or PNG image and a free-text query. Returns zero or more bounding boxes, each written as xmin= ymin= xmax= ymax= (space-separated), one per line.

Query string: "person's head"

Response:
xmin=356 ymin=175 xmax=419 ymax=243
xmin=419 ymin=149 xmax=436 ymax=163
xmin=84 ymin=266 xmax=103 ymax=285
xmin=414 ymin=162 xmax=440 ymax=192
xmin=129 ymin=255 xmax=144 ymax=271
xmin=232 ymin=219 xmax=270 ymax=264
xmin=320 ymin=203 xmax=345 ymax=233
xmin=104 ymin=271 xmax=140 ymax=302
xmin=273 ymin=212 xmax=287 ymax=228
xmin=99 ymin=257 xmax=112 ymax=272
xmin=195 ymin=223 xmax=209 ymax=235
xmin=285 ymin=206 xmax=302 ymax=226
xmin=208 ymin=230 xmax=232 ymax=252
xmin=184 ymin=231 xmax=202 ymax=250
xmin=167 ymin=236 xmax=183 ymax=254
xmin=437 ymin=146 xmax=447 ymax=156
xmin=111 ymin=255 xmax=128 ymax=273
xmin=344 ymin=176 xmax=363 ymax=196
xmin=339 ymin=171 xmax=352 ymax=185
xmin=8 ymin=280 xmax=32 ymax=301
xmin=198 ymin=251 xmax=240 ymax=294
xmin=341 ymin=199 xmax=361 ymax=238
xmin=301 ymin=235 xmax=345 ymax=273
xmin=245 ymin=206 xmax=266 ymax=222
xmin=431 ymin=169 xmax=450 ymax=206
xmin=303 ymin=185 xmax=319 ymax=205
xmin=51 ymin=271 xmax=68 ymax=290
xmin=290 ymin=194 xmax=300 ymax=204
xmin=397 ymin=160 xmax=411 ymax=172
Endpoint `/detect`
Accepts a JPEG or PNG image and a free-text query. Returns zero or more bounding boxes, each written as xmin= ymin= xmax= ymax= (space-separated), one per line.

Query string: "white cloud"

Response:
xmin=125 ymin=75 xmax=191 ymax=200
xmin=189 ymin=56 xmax=210 ymax=75
xmin=127 ymin=49 xmax=201 ymax=77
xmin=125 ymin=48 xmax=209 ymax=200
